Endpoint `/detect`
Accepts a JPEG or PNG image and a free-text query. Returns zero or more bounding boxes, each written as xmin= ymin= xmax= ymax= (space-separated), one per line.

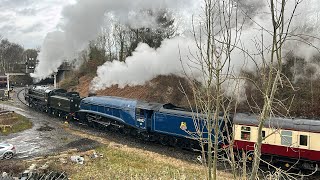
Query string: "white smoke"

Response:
xmin=32 ymin=0 xmax=196 ymax=79
xmin=91 ymin=37 xmax=199 ymax=91
xmin=90 ymin=0 xmax=320 ymax=91
xmin=32 ymin=0 xmax=320 ymax=91
xmin=288 ymin=0 xmax=320 ymax=61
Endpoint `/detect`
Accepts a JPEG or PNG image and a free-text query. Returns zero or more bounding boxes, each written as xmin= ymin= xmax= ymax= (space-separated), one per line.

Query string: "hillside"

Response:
xmin=59 ymin=53 xmax=320 ymax=118
xmin=63 ymin=71 xmax=320 ymax=118
xmin=68 ymin=74 xmax=194 ymax=107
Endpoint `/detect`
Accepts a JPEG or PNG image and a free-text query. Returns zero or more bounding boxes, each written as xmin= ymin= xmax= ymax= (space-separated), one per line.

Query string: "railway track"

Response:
xmin=16 ymin=88 xmax=29 ymax=107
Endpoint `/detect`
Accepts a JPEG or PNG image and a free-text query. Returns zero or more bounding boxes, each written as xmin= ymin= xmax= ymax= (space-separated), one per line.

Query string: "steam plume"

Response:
xmin=90 ymin=0 xmax=320 ymax=91
xmin=32 ymin=0 xmax=195 ymax=79
xmin=91 ymin=37 xmax=199 ymax=91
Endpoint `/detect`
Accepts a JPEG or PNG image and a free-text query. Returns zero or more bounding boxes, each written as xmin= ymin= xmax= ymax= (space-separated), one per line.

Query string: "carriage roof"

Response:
xmin=233 ymin=113 xmax=320 ymax=132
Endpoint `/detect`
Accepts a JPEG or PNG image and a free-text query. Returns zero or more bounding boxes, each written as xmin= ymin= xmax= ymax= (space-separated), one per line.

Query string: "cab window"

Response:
xmin=136 ymin=108 xmax=144 ymax=118
xmin=281 ymin=130 xmax=292 ymax=146
xmin=299 ymin=135 xmax=308 ymax=146
xmin=241 ymin=126 xmax=251 ymax=140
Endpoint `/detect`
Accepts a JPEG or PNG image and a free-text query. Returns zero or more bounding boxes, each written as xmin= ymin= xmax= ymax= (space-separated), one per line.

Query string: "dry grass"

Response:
xmin=46 ymin=127 xmax=233 ymax=180
xmin=0 ymin=112 xmax=32 ymax=135
xmin=0 ymin=160 xmax=27 ymax=175
xmin=44 ymin=144 xmax=232 ymax=180
xmin=6 ymin=124 xmax=233 ymax=179
xmin=48 ymin=145 xmax=206 ymax=180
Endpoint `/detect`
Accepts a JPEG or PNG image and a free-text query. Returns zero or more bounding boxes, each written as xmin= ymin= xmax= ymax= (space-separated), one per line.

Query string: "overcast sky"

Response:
xmin=0 ymin=0 xmax=75 ymax=49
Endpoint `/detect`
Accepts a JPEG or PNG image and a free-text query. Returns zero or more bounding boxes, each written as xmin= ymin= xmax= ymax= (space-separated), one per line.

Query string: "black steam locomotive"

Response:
xmin=25 ymin=86 xmax=81 ymax=119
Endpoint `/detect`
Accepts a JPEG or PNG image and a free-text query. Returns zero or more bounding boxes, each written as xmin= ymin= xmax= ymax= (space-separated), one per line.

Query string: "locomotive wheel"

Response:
xmin=180 ymin=139 xmax=192 ymax=150
xmin=89 ymin=121 xmax=97 ymax=129
xmin=109 ymin=126 xmax=119 ymax=132
xmin=159 ymin=135 xmax=169 ymax=146
xmin=130 ymin=129 xmax=138 ymax=137
xmin=168 ymin=137 xmax=178 ymax=147
xmin=140 ymin=133 xmax=151 ymax=141
xmin=120 ymin=128 xmax=131 ymax=136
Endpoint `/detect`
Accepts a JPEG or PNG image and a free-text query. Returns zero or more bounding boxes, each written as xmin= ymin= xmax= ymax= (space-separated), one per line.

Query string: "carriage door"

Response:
xmin=136 ymin=108 xmax=146 ymax=129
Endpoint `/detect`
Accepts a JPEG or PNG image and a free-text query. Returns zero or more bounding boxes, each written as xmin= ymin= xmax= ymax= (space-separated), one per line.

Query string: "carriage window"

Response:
xmin=281 ymin=130 xmax=292 ymax=146
xmin=241 ymin=126 xmax=251 ymax=140
xmin=262 ymin=130 xmax=266 ymax=138
xmin=299 ymin=135 xmax=308 ymax=146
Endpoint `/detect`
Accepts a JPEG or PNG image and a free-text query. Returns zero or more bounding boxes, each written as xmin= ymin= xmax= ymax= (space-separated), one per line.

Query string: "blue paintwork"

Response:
xmin=152 ymin=109 xmax=224 ymax=143
xmin=79 ymin=96 xmax=225 ymax=144
xmin=153 ymin=111 xmax=200 ymax=138
xmin=80 ymin=96 xmax=137 ymax=128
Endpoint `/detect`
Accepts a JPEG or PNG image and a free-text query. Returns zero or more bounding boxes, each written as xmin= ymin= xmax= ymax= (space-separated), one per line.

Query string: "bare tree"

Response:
xmin=249 ymin=0 xmax=302 ymax=179
xmin=113 ymin=23 xmax=129 ymax=62
xmin=0 ymin=39 xmax=24 ymax=73
xmin=181 ymin=0 xmax=244 ymax=179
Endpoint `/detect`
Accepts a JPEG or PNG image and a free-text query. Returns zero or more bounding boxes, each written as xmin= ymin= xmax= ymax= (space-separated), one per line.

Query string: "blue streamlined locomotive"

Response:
xmin=78 ymin=96 xmax=226 ymax=148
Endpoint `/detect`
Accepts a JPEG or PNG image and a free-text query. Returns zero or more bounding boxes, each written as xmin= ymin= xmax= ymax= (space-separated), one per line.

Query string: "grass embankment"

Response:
xmin=0 ymin=112 xmax=32 ymax=135
xmin=45 ymin=145 xmax=207 ymax=179
xmin=70 ymin=146 xmax=206 ymax=179
xmin=5 ymin=124 xmax=232 ymax=179
xmin=54 ymin=126 xmax=231 ymax=179
xmin=56 ymin=128 xmax=209 ymax=179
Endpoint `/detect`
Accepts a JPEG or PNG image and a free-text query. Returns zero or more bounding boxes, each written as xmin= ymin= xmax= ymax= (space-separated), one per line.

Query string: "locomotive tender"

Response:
xmin=24 ymin=86 xmax=320 ymax=170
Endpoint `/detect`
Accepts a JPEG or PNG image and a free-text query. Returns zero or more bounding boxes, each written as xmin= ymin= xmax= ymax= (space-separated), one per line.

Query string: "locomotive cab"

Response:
xmin=135 ymin=102 xmax=162 ymax=132
xmin=135 ymin=108 xmax=153 ymax=131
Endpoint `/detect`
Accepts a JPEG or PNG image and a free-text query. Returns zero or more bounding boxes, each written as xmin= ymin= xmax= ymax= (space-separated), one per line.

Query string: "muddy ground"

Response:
xmin=0 ymin=88 xmax=101 ymax=159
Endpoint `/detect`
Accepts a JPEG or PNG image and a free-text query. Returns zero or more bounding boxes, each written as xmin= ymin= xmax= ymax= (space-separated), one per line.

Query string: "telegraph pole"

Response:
xmin=6 ymin=74 xmax=9 ymax=92
xmin=53 ymin=73 xmax=57 ymax=88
